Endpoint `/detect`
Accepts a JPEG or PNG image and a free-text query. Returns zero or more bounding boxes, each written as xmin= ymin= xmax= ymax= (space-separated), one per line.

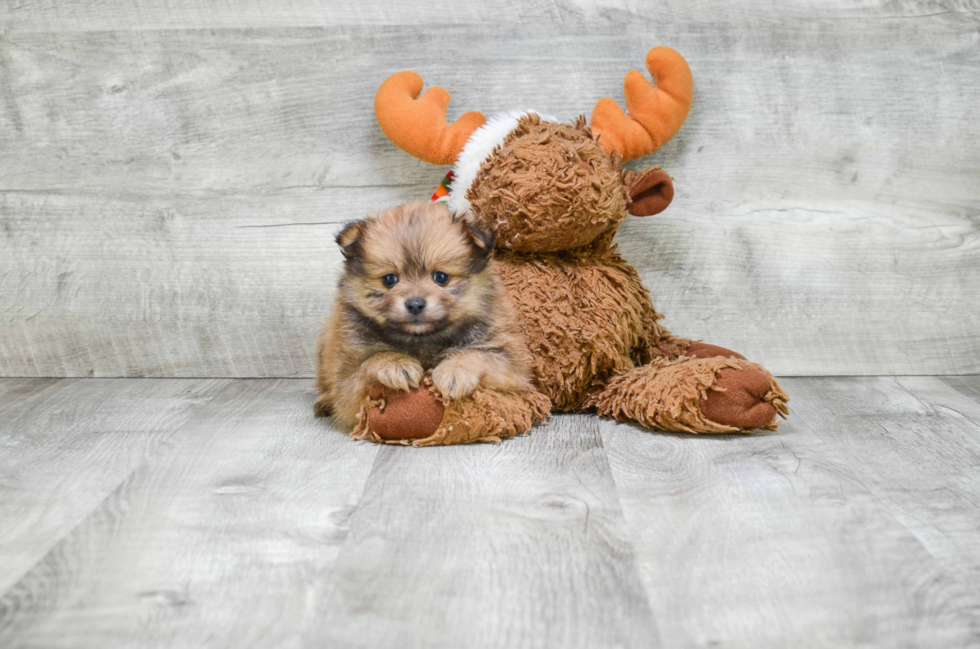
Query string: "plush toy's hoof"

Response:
xmin=700 ymin=365 xmax=776 ymax=430
xmin=365 ymin=384 xmax=445 ymax=441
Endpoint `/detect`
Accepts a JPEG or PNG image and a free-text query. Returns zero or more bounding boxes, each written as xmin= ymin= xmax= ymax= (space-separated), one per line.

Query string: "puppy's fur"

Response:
xmin=314 ymin=201 xmax=534 ymax=430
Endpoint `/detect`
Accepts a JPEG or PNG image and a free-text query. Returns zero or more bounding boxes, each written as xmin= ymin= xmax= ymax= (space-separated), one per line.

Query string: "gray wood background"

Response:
xmin=1 ymin=1 xmax=978 ymax=378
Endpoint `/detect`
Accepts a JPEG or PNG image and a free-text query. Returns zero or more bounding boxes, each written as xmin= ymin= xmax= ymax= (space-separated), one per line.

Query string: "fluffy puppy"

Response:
xmin=314 ymin=200 xmax=534 ymax=430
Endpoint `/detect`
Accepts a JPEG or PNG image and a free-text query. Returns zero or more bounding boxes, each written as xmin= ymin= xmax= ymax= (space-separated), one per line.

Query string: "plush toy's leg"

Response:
xmin=414 ymin=386 xmax=551 ymax=447
xmin=589 ymin=355 xmax=788 ymax=433
xmin=350 ymin=373 xmax=550 ymax=447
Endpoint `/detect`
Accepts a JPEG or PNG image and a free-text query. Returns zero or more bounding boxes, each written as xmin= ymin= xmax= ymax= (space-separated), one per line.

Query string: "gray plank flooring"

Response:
xmin=0 ymin=379 xmax=379 ymax=648
xmin=308 ymin=415 xmax=657 ymax=648
xmin=602 ymin=377 xmax=980 ymax=647
xmin=2 ymin=6 xmax=978 ymax=377
xmin=0 ymin=378 xmax=228 ymax=594
xmin=2 ymin=376 xmax=980 ymax=647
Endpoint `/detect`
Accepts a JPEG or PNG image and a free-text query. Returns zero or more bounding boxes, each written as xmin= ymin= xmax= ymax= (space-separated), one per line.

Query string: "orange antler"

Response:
xmin=590 ymin=47 xmax=694 ymax=161
xmin=374 ymin=71 xmax=486 ymax=166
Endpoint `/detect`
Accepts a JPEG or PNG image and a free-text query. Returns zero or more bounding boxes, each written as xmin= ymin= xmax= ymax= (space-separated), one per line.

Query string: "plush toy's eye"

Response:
xmin=382 ymin=274 xmax=399 ymax=288
xmin=432 ymin=271 xmax=450 ymax=286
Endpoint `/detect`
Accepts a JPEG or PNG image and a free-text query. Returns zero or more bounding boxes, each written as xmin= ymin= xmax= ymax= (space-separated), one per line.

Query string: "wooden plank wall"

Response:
xmin=1 ymin=1 xmax=978 ymax=377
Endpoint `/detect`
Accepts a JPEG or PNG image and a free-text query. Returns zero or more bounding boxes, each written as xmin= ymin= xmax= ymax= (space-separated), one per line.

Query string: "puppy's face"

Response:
xmin=337 ymin=201 xmax=496 ymax=336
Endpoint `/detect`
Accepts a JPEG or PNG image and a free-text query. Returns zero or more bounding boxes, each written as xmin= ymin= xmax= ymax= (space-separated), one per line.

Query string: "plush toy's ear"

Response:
xmin=336 ymin=220 xmax=366 ymax=260
xmin=626 ymin=167 xmax=674 ymax=216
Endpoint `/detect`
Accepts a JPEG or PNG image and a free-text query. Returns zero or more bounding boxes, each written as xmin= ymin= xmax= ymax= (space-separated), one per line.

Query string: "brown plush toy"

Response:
xmin=355 ymin=46 xmax=788 ymax=445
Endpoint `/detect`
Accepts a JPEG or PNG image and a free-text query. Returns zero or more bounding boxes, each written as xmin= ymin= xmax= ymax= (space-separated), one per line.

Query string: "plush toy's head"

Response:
xmin=466 ymin=114 xmax=676 ymax=252
xmin=374 ymin=46 xmax=693 ymax=253
xmin=467 ymin=114 xmax=626 ymax=251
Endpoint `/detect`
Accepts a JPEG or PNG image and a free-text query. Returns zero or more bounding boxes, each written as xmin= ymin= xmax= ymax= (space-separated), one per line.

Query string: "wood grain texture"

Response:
xmin=0 ymin=189 xmax=419 ymax=377
xmin=305 ymin=414 xmax=658 ymax=649
xmin=0 ymin=379 xmax=380 ymax=648
xmin=1 ymin=0 xmax=977 ymax=31
xmin=788 ymin=376 xmax=980 ymax=601
xmin=600 ymin=378 xmax=980 ymax=647
xmin=1 ymin=377 xmax=980 ymax=646
xmin=940 ymin=375 xmax=980 ymax=403
xmin=0 ymin=378 xmax=226 ymax=594
xmin=0 ymin=0 xmax=579 ymax=30
xmin=1 ymin=11 xmax=979 ymax=377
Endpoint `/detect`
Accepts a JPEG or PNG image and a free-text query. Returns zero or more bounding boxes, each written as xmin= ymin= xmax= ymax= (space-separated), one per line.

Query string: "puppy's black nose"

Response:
xmin=405 ymin=297 xmax=426 ymax=316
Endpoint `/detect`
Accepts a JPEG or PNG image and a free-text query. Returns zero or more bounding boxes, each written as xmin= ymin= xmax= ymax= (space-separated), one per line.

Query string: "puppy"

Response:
xmin=314 ymin=200 xmax=534 ymax=430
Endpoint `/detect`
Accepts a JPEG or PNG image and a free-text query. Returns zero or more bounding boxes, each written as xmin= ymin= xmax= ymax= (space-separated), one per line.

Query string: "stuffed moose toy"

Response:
xmin=346 ymin=46 xmax=788 ymax=445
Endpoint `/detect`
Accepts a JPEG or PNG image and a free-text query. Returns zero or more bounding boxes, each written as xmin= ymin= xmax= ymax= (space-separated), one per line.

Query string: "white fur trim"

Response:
xmin=446 ymin=110 xmax=557 ymax=216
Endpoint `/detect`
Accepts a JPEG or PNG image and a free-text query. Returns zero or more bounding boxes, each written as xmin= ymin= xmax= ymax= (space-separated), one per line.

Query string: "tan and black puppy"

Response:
xmin=314 ymin=201 xmax=534 ymax=430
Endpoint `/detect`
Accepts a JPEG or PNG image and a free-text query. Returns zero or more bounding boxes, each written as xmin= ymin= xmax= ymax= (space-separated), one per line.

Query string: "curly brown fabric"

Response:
xmin=495 ymin=240 xmax=690 ymax=410
xmin=466 ymin=115 xmax=789 ymax=434
xmin=468 ymin=115 xmax=631 ymax=253
xmin=590 ymin=357 xmax=789 ymax=433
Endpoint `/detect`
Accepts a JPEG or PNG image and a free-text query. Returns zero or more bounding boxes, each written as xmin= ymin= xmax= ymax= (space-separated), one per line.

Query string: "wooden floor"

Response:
xmin=0 ymin=377 xmax=978 ymax=647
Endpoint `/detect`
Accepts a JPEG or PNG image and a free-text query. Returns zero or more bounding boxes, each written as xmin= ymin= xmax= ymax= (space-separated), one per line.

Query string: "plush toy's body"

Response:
xmin=345 ymin=46 xmax=788 ymax=445
xmin=496 ymin=241 xmax=685 ymax=410
xmin=496 ymin=243 xmax=786 ymax=432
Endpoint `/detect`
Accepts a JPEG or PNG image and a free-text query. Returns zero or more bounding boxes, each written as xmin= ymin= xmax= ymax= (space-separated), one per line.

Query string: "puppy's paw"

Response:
xmin=375 ymin=356 xmax=424 ymax=393
xmin=313 ymin=394 xmax=332 ymax=417
xmin=432 ymin=361 xmax=481 ymax=401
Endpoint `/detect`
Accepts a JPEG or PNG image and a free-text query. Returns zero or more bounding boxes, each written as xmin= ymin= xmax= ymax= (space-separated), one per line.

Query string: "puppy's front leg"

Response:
xmin=432 ymin=350 xmax=531 ymax=401
xmin=359 ymin=351 xmax=424 ymax=393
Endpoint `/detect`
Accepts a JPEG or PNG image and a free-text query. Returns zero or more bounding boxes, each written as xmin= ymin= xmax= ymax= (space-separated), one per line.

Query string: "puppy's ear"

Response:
xmin=462 ymin=217 xmax=497 ymax=256
xmin=336 ymin=220 xmax=366 ymax=260
xmin=461 ymin=217 xmax=497 ymax=272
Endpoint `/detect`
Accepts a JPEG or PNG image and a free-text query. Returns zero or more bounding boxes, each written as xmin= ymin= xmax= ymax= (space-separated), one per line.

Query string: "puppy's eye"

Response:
xmin=381 ymin=274 xmax=399 ymax=288
xmin=432 ymin=271 xmax=450 ymax=286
